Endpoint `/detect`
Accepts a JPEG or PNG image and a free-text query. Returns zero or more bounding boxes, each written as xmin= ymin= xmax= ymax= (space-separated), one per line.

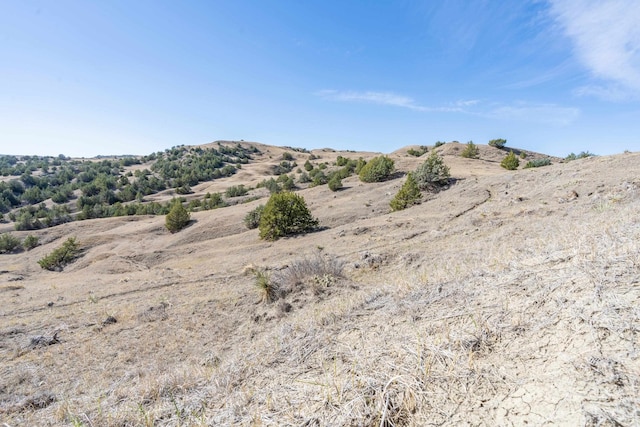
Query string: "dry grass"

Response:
xmin=1 ymin=146 xmax=639 ymax=425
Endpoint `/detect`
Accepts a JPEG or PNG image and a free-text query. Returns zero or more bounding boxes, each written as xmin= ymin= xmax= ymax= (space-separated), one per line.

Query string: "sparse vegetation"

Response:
xmin=501 ymin=150 xmax=520 ymax=170
xmin=358 ymin=156 xmax=395 ymax=183
xmin=407 ymin=146 xmax=428 ymax=157
xmin=565 ymin=151 xmax=595 ymax=161
xmin=225 ymin=184 xmax=248 ymax=197
xmin=460 ymin=141 xmax=480 ymax=159
xmin=165 ymin=200 xmax=191 ymax=233
xmin=37 ymin=237 xmax=79 ymax=271
xmin=434 ymin=141 xmax=445 ymax=148
xmin=390 ymin=173 xmax=422 ymax=211
xmin=524 ymin=158 xmax=552 ymax=168
xmin=489 ymin=138 xmax=507 ymax=149
xmin=259 ymin=192 xmax=318 ymax=241
xmin=413 ymin=151 xmax=450 ymax=189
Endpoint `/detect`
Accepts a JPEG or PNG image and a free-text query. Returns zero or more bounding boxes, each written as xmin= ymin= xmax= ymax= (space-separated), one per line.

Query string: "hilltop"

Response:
xmin=1 ymin=142 xmax=638 ymax=426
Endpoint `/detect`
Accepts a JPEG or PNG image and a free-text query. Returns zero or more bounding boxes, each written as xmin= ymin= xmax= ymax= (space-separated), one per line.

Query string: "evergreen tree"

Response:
xmin=390 ymin=173 xmax=422 ymax=211
xmin=165 ymin=200 xmax=191 ymax=233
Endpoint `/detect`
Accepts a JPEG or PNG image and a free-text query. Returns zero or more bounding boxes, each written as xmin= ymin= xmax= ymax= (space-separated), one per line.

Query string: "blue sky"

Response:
xmin=1 ymin=0 xmax=639 ymax=157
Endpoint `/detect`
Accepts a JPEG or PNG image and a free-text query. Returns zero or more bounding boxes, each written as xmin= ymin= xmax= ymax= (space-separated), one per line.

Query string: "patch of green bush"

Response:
xmin=407 ymin=146 xmax=428 ymax=157
xmin=38 ymin=237 xmax=79 ymax=271
xmin=225 ymin=185 xmax=248 ymax=197
xmin=434 ymin=141 xmax=445 ymax=148
xmin=565 ymin=151 xmax=595 ymax=161
xmin=165 ymin=200 xmax=191 ymax=233
xmin=358 ymin=156 xmax=395 ymax=183
xmin=23 ymin=234 xmax=39 ymax=250
xmin=461 ymin=141 xmax=480 ymax=159
xmin=390 ymin=173 xmax=422 ymax=211
xmin=0 ymin=233 xmax=21 ymax=253
xmin=413 ymin=151 xmax=450 ymax=189
xmin=259 ymin=192 xmax=318 ymax=241
xmin=244 ymin=204 xmax=265 ymax=229
xmin=328 ymin=175 xmax=343 ymax=192
xmin=524 ymin=158 xmax=551 ymax=168
xmin=489 ymin=138 xmax=507 ymax=149
xmin=500 ymin=151 xmax=520 ymax=170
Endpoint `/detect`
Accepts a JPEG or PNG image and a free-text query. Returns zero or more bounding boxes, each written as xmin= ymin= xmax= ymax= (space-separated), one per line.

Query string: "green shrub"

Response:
xmin=524 ymin=158 xmax=551 ymax=169
xmin=500 ymin=151 xmax=520 ymax=170
xmin=165 ymin=200 xmax=191 ymax=233
xmin=304 ymin=160 xmax=314 ymax=171
xmin=0 ymin=233 xmax=20 ymax=253
xmin=489 ymin=138 xmax=507 ymax=149
xmin=336 ymin=155 xmax=349 ymax=166
xmin=520 ymin=152 xmax=527 ymax=159
xmin=354 ymin=158 xmax=367 ymax=174
xmin=414 ymin=151 xmax=450 ymax=189
xmin=390 ymin=173 xmax=422 ymax=211
xmin=23 ymin=234 xmax=39 ymax=250
xmin=407 ymin=146 xmax=428 ymax=157
xmin=298 ymin=171 xmax=311 ymax=183
xmin=254 ymin=269 xmax=279 ymax=303
xmin=565 ymin=151 xmax=595 ymax=161
xmin=434 ymin=141 xmax=445 ymax=148
xmin=244 ymin=204 xmax=265 ymax=229
xmin=328 ymin=175 xmax=343 ymax=192
xmin=461 ymin=141 xmax=480 ymax=159
xmin=259 ymin=192 xmax=318 ymax=241
xmin=176 ymin=185 xmax=192 ymax=195
xmin=358 ymin=156 xmax=395 ymax=183
xmin=282 ymin=152 xmax=294 ymax=161
xmin=225 ymin=185 xmax=248 ymax=197
xmin=38 ymin=237 xmax=79 ymax=271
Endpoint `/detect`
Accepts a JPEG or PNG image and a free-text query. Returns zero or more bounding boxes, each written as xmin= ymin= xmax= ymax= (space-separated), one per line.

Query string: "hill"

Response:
xmin=1 ymin=142 xmax=638 ymax=426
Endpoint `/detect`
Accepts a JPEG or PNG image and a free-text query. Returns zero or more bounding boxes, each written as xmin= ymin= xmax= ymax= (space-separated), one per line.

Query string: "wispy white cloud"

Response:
xmin=315 ymin=90 xmax=428 ymax=111
xmin=549 ymin=0 xmax=640 ymax=99
xmin=317 ymin=90 xmax=579 ymax=125
xmin=481 ymin=102 xmax=580 ymax=126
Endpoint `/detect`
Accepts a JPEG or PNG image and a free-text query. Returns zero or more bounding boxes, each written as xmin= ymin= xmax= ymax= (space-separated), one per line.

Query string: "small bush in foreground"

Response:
xmin=244 ymin=204 xmax=265 ymax=230
xmin=259 ymin=192 xmax=318 ymax=241
xmin=500 ymin=151 xmax=520 ymax=170
xmin=414 ymin=151 xmax=450 ymax=189
xmin=38 ymin=237 xmax=79 ymax=271
xmin=524 ymin=158 xmax=551 ymax=169
xmin=390 ymin=173 xmax=422 ymax=211
xmin=359 ymin=156 xmax=395 ymax=183
xmin=0 ymin=233 xmax=20 ymax=254
xmin=254 ymin=269 xmax=279 ymax=303
xmin=165 ymin=200 xmax=191 ymax=233
xmin=272 ymin=252 xmax=345 ymax=296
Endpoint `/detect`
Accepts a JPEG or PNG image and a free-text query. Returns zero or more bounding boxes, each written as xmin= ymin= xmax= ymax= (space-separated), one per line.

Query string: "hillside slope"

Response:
xmin=1 ymin=146 xmax=639 ymax=426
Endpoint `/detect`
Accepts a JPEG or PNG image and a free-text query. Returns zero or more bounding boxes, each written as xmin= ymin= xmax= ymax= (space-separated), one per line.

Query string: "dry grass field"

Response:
xmin=1 ymin=142 xmax=639 ymax=426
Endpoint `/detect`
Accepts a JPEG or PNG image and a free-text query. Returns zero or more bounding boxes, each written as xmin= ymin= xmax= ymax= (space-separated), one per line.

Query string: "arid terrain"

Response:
xmin=1 ymin=142 xmax=639 ymax=426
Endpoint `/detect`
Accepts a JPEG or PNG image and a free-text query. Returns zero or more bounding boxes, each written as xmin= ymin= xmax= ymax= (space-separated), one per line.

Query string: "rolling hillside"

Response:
xmin=1 ymin=142 xmax=638 ymax=426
